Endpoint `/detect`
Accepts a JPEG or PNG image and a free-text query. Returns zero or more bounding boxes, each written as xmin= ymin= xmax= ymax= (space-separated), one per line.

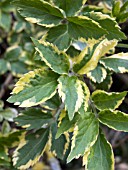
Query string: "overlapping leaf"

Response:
xmin=86 ymin=12 xmax=126 ymax=40
xmin=87 ymin=64 xmax=107 ymax=83
xmin=50 ymin=123 xmax=69 ymax=159
xmin=8 ymin=69 xmax=59 ymax=107
xmin=58 ymin=75 xmax=84 ymax=120
xmin=85 ymin=131 xmax=114 ymax=170
xmin=32 ymin=38 xmax=70 ymax=74
xmin=78 ymin=81 xmax=90 ymax=117
xmin=41 ymin=94 xmax=61 ymax=110
xmin=99 ymin=110 xmax=128 ymax=132
xmin=15 ymin=108 xmax=53 ymax=130
xmin=13 ymin=129 xmax=49 ymax=169
xmin=56 ymin=110 xmax=80 ymax=138
xmin=100 ymin=53 xmax=128 ymax=73
xmin=67 ymin=16 xmax=106 ymax=40
xmin=67 ymin=112 xmax=99 ymax=162
xmin=92 ymin=90 xmax=127 ymax=110
xmin=12 ymin=0 xmax=64 ymax=27
xmin=73 ymin=39 xmax=117 ymax=74
xmin=52 ymin=0 xmax=87 ymax=16
xmin=46 ymin=25 xmax=71 ymax=51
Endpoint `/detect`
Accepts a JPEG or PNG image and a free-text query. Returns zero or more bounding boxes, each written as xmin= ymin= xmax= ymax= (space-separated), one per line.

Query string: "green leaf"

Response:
xmin=0 ymin=145 xmax=10 ymax=163
xmin=87 ymin=64 xmax=107 ymax=83
xmin=56 ymin=110 xmax=80 ymax=138
xmin=93 ymin=74 xmax=113 ymax=91
xmin=85 ymin=131 xmax=114 ymax=170
xmin=92 ymin=90 xmax=127 ymax=110
xmin=0 ymin=59 xmax=8 ymax=75
xmin=5 ymin=46 xmax=22 ymax=62
xmin=99 ymin=109 xmax=128 ymax=132
xmin=78 ymin=81 xmax=90 ymax=117
xmin=10 ymin=61 xmax=28 ymax=75
xmin=67 ymin=112 xmax=99 ymax=162
xmin=0 ymin=10 xmax=11 ymax=31
xmin=13 ymin=128 xmax=49 ymax=169
xmin=53 ymin=0 xmax=87 ymax=16
xmin=0 ymin=131 xmax=23 ymax=148
xmin=12 ymin=0 xmax=64 ymax=27
xmin=41 ymin=94 xmax=61 ymax=110
xmin=112 ymin=1 xmax=120 ymax=17
xmin=86 ymin=12 xmax=126 ymax=40
xmin=15 ymin=108 xmax=53 ymax=130
xmin=58 ymin=75 xmax=84 ymax=120
xmin=68 ymin=16 xmax=107 ymax=40
xmin=32 ymin=38 xmax=70 ymax=74
xmin=74 ymin=39 xmax=117 ymax=74
xmin=100 ymin=53 xmax=128 ymax=73
xmin=0 ymin=108 xmax=17 ymax=122
xmin=46 ymin=24 xmax=71 ymax=51
xmin=118 ymin=12 xmax=128 ymax=23
xmin=0 ymin=100 xmax=4 ymax=110
xmin=1 ymin=121 xmax=11 ymax=135
xmin=8 ymin=69 xmax=59 ymax=107
xmin=50 ymin=123 xmax=69 ymax=159
xmin=120 ymin=1 xmax=128 ymax=13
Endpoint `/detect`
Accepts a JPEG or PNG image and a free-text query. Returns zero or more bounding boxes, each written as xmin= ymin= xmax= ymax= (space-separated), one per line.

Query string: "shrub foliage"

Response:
xmin=0 ymin=0 xmax=128 ymax=169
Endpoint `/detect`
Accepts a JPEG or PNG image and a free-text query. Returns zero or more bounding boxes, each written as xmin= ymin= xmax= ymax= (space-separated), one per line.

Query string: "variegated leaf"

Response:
xmin=13 ymin=129 xmax=49 ymax=169
xmin=67 ymin=112 xmax=99 ymax=163
xmin=32 ymin=38 xmax=70 ymax=74
xmin=46 ymin=24 xmax=72 ymax=51
xmin=58 ymin=75 xmax=84 ymax=120
xmin=92 ymin=90 xmax=127 ymax=110
xmin=93 ymin=74 xmax=113 ymax=91
xmin=100 ymin=53 xmax=128 ymax=73
xmin=56 ymin=110 xmax=80 ymax=138
xmin=78 ymin=81 xmax=90 ymax=117
xmin=85 ymin=131 xmax=114 ymax=170
xmin=68 ymin=16 xmax=107 ymax=40
xmin=12 ymin=0 xmax=64 ymax=27
xmin=99 ymin=110 xmax=128 ymax=132
xmin=41 ymin=94 xmax=61 ymax=110
xmin=50 ymin=123 xmax=69 ymax=159
xmin=52 ymin=0 xmax=87 ymax=16
xmin=87 ymin=64 xmax=107 ymax=83
xmin=86 ymin=12 xmax=126 ymax=40
xmin=15 ymin=108 xmax=53 ymax=130
xmin=0 ymin=59 xmax=8 ymax=75
xmin=73 ymin=39 xmax=117 ymax=74
xmin=8 ymin=69 xmax=59 ymax=107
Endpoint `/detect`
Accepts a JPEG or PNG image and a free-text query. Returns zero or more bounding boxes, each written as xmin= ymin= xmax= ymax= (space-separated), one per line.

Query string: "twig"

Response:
xmin=0 ymin=73 xmax=13 ymax=99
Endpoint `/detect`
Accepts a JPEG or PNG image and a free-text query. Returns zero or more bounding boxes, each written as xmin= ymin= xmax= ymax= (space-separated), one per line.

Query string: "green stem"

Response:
xmin=89 ymin=98 xmax=98 ymax=118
